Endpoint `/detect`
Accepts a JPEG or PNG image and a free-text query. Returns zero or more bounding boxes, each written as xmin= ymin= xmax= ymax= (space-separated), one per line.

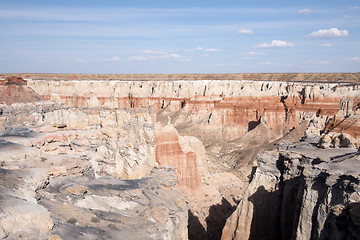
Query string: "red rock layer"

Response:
xmin=0 ymin=76 xmax=27 ymax=86
xmin=155 ymin=125 xmax=202 ymax=191
xmin=40 ymin=93 xmax=359 ymax=141
xmin=60 ymin=96 xmax=90 ymax=107
xmin=0 ymin=77 xmax=45 ymax=105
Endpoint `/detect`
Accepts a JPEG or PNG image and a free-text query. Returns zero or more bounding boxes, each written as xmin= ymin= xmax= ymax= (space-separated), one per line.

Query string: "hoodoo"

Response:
xmin=0 ymin=73 xmax=359 ymax=240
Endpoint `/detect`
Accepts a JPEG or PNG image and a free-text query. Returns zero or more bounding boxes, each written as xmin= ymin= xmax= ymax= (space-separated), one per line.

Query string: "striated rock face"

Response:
xmin=222 ymin=139 xmax=360 ymax=240
xmin=155 ymin=123 xmax=203 ymax=192
xmin=26 ymin=80 xmax=360 ymax=144
xmin=0 ymin=76 xmax=45 ymax=105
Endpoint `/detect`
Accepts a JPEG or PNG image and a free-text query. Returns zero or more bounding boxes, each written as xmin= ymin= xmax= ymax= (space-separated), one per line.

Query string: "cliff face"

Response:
xmin=0 ymin=76 xmax=359 ymax=239
xmin=222 ymin=140 xmax=360 ymax=240
xmin=27 ymin=80 xmax=359 ymax=142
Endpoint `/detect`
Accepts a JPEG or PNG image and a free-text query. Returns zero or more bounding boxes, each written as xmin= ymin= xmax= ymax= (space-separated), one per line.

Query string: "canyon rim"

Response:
xmin=0 ymin=73 xmax=359 ymax=240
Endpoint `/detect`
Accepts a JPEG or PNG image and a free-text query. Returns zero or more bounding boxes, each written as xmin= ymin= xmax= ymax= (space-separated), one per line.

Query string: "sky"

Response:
xmin=0 ymin=0 xmax=359 ymax=74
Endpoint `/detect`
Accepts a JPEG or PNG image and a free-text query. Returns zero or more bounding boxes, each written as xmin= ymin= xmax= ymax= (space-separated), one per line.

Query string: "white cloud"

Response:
xmin=256 ymin=40 xmax=295 ymax=48
xmin=204 ymin=48 xmax=221 ymax=52
xmin=298 ymin=9 xmax=312 ymax=14
xmin=319 ymin=61 xmax=330 ymax=65
xmin=99 ymin=56 xmax=121 ymax=62
xmin=244 ymin=51 xmax=265 ymax=56
xmin=242 ymin=51 xmax=265 ymax=60
xmin=238 ymin=29 xmax=253 ymax=34
xmin=260 ymin=61 xmax=273 ymax=65
xmin=194 ymin=47 xmax=221 ymax=52
xmin=319 ymin=43 xmax=332 ymax=47
xmin=305 ymin=28 xmax=348 ymax=39
xmin=349 ymin=6 xmax=360 ymax=10
xmin=129 ymin=50 xmax=189 ymax=61
xmin=348 ymin=57 xmax=360 ymax=61
xmin=142 ymin=50 xmax=166 ymax=55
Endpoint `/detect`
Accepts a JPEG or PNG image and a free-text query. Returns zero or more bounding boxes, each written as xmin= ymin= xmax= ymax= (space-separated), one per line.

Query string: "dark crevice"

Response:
xmin=299 ymin=88 xmax=306 ymax=105
xmin=207 ymin=113 xmax=212 ymax=124
xmin=188 ymin=198 xmax=237 ymax=240
xmin=128 ymin=93 xmax=134 ymax=108
xmin=280 ymin=95 xmax=289 ymax=122
xmin=181 ymin=100 xmax=186 ymax=109
xmin=203 ymin=86 xmax=207 ymax=96
xmin=248 ymin=118 xmax=261 ymax=132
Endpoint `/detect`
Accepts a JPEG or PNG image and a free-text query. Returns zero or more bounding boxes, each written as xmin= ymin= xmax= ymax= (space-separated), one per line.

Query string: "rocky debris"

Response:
xmin=0 ymin=131 xmax=188 ymax=239
xmin=37 ymin=166 xmax=188 ymax=240
xmin=318 ymin=132 xmax=356 ymax=149
xmin=0 ymin=104 xmax=156 ymax=180
xmin=222 ymin=136 xmax=360 ymax=240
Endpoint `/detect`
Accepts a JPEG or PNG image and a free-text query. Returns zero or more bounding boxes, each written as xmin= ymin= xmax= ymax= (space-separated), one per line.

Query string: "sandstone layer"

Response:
xmin=0 ymin=75 xmax=359 ymax=239
xmin=222 ymin=138 xmax=360 ymax=240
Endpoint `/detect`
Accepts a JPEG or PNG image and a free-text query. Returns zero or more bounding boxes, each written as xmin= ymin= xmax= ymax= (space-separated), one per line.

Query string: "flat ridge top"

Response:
xmin=0 ymin=73 xmax=360 ymax=83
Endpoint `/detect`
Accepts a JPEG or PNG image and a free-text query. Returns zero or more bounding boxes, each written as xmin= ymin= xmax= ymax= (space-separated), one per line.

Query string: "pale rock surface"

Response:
xmin=0 ymin=76 xmax=359 ymax=240
xmin=222 ymin=137 xmax=360 ymax=240
xmin=0 ymin=104 xmax=156 ymax=180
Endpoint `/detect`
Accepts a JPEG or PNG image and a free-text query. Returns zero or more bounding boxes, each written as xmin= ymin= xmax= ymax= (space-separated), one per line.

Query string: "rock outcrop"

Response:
xmin=0 ymin=130 xmax=188 ymax=239
xmin=155 ymin=123 xmax=203 ymax=191
xmin=222 ymin=139 xmax=360 ymax=240
xmin=0 ymin=77 xmax=45 ymax=105
xmin=0 ymin=103 xmax=156 ymax=180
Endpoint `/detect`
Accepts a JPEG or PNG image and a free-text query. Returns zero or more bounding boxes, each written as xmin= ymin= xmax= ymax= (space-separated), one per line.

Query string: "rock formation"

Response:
xmin=0 ymin=75 xmax=359 ymax=239
xmin=222 ymin=139 xmax=360 ymax=240
xmin=0 ymin=125 xmax=187 ymax=239
xmin=0 ymin=76 xmax=45 ymax=105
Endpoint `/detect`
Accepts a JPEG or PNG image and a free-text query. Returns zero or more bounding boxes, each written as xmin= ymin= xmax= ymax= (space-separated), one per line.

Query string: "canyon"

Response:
xmin=0 ymin=74 xmax=359 ymax=240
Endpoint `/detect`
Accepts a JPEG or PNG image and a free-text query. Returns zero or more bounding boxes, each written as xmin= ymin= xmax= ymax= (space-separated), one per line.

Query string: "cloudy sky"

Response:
xmin=0 ymin=0 xmax=359 ymax=73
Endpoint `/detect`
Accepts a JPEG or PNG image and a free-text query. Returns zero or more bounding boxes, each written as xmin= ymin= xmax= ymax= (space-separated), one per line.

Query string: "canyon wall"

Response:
xmin=0 ymin=76 xmax=359 ymax=239
xmin=26 ymin=79 xmax=359 ymax=143
xmin=222 ymin=141 xmax=360 ymax=240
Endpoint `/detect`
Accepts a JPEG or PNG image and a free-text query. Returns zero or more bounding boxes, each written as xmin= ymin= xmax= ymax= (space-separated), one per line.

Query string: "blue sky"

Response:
xmin=0 ymin=0 xmax=359 ymax=73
